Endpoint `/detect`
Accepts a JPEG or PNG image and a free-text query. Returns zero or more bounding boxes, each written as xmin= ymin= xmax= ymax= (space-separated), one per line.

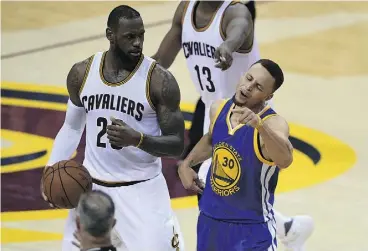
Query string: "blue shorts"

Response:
xmin=197 ymin=213 xmax=277 ymax=251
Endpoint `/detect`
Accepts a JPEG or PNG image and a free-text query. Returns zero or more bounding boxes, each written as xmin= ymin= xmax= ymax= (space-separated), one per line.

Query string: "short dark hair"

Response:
xmin=107 ymin=5 xmax=141 ymax=30
xmin=77 ymin=190 xmax=115 ymax=237
xmin=253 ymin=59 xmax=284 ymax=91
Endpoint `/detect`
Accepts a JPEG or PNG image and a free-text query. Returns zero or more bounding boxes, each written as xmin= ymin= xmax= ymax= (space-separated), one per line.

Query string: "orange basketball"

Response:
xmin=42 ymin=160 xmax=93 ymax=209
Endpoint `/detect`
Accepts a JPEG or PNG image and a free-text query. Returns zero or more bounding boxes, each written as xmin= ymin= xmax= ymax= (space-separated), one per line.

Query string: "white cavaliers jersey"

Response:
xmin=181 ymin=0 xmax=262 ymax=134
xmin=79 ymin=52 xmax=161 ymax=182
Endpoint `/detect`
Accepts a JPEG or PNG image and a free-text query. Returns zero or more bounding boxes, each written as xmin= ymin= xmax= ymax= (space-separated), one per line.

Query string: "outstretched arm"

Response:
xmin=151 ymin=1 xmax=186 ymax=69
xmin=222 ymin=2 xmax=254 ymax=52
xmin=214 ymin=3 xmax=254 ymax=70
xmin=137 ymin=64 xmax=185 ymax=157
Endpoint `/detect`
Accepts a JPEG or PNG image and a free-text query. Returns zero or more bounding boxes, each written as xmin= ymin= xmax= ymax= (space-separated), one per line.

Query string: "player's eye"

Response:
xmin=246 ymin=75 xmax=252 ymax=81
xmin=257 ymin=85 xmax=263 ymax=91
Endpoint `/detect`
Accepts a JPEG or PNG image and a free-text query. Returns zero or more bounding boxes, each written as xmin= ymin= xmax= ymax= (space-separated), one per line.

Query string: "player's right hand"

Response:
xmin=214 ymin=44 xmax=233 ymax=71
xmin=40 ymin=166 xmax=56 ymax=208
xmin=178 ymin=161 xmax=204 ymax=194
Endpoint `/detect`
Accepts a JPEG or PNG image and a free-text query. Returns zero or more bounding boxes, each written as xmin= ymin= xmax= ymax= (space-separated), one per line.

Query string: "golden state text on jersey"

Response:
xmin=200 ymin=99 xmax=279 ymax=224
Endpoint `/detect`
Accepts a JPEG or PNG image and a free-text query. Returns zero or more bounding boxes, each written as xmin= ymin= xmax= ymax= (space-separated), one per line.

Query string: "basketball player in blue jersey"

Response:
xmin=153 ymin=1 xmax=313 ymax=250
xmin=179 ymin=59 xmax=290 ymax=250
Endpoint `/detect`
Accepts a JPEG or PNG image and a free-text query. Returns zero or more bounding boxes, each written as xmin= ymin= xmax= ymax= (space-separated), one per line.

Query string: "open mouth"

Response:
xmin=240 ymin=91 xmax=249 ymax=98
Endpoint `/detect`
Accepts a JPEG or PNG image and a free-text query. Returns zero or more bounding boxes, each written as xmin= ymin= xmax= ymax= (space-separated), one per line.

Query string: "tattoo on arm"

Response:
xmin=67 ymin=58 xmax=91 ymax=107
xmin=139 ymin=65 xmax=185 ymax=157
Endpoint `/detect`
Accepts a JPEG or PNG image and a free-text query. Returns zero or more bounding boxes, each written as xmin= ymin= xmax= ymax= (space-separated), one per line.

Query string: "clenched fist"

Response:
xmin=106 ymin=117 xmax=141 ymax=148
xmin=231 ymin=106 xmax=263 ymax=129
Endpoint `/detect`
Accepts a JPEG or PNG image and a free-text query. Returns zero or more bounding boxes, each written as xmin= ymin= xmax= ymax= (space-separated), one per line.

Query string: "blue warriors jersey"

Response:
xmin=199 ymin=98 xmax=279 ymax=224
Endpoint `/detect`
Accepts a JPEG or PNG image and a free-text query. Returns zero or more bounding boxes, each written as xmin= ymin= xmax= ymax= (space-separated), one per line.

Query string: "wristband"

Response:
xmin=136 ymin=132 xmax=144 ymax=148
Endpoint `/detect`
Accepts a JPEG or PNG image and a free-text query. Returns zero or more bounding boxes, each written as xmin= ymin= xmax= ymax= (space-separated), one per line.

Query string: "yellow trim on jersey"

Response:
xmin=226 ymin=105 xmax=271 ymax=135
xmin=191 ymin=1 xmax=224 ymax=32
xmin=226 ymin=103 xmax=243 ymax=135
xmin=253 ymin=113 xmax=277 ymax=166
xmin=145 ymin=61 xmax=157 ymax=111
xmin=209 ymin=99 xmax=229 ymax=134
xmin=99 ymin=51 xmax=144 ymax=87
xmin=78 ymin=55 xmax=95 ymax=95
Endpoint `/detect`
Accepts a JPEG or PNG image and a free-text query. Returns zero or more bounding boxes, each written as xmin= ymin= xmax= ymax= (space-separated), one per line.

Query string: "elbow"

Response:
xmin=174 ymin=139 xmax=185 ymax=157
xmin=276 ymin=154 xmax=293 ymax=169
xmin=165 ymin=136 xmax=184 ymax=158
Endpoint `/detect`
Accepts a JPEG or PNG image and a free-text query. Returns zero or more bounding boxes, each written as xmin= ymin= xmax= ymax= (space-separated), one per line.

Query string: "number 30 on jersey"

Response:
xmin=194 ymin=65 xmax=215 ymax=92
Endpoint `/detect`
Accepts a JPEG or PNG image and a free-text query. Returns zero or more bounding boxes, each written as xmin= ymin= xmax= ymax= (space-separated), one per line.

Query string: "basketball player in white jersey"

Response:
xmin=41 ymin=5 xmax=184 ymax=251
xmin=153 ymin=1 xmax=313 ymax=250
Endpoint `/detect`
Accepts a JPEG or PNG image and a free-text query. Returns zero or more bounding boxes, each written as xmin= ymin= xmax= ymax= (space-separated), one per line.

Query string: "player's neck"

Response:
xmin=199 ymin=1 xmax=223 ymax=12
xmin=249 ymin=103 xmax=267 ymax=114
xmin=105 ymin=49 xmax=137 ymax=72
xmin=233 ymin=98 xmax=266 ymax=114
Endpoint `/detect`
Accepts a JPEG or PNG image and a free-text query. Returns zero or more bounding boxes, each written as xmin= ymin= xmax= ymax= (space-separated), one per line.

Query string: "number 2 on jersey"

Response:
xmin=96 ymin=117 xmax=122 ymax=150
xmin=194 ymin=65 xmax=215 ymax=92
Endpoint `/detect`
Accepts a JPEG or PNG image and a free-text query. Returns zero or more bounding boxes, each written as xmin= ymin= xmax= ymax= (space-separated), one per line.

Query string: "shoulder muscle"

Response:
xmin=150 ymin=63 xmax=181 ymax=110
xmin=67 ymin=57 xmax=92 ymax=107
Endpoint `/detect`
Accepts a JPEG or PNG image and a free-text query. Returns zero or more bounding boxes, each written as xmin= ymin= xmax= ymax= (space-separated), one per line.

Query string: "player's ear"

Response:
xmin=112 ymin=218 xmax=116 ymax=228
xmin=106 ymin=27 xmax=114 ymax=43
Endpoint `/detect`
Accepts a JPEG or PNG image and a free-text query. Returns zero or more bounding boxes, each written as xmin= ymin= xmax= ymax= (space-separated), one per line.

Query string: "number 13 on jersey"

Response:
xmin=194 ymin=65 xmax=215 ymax=92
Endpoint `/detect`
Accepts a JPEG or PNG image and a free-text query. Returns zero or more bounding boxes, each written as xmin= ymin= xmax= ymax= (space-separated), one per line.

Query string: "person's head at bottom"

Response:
xmin=75 ymin=190 xmax=117 ymax=251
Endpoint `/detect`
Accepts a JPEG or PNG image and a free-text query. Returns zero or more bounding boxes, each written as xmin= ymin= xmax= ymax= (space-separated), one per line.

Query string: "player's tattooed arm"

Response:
xmin=151 ymin=1 xmax=187 ymax=69
xmin=140 ymin=64 xmax=185 ymax=157
xmin=221 ymin=2 xmax=254 ymax=52
xmin=67 ymin=57 xmax=91 ymax=106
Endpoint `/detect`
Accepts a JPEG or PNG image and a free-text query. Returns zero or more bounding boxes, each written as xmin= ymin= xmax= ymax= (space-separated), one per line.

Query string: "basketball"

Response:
xmin=42 ymin=160 xmax=93 ymax=209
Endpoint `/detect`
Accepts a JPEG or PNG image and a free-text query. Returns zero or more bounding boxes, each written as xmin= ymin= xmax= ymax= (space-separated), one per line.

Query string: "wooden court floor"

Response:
xmin=1 ymin=1 xmax=368 ymax=250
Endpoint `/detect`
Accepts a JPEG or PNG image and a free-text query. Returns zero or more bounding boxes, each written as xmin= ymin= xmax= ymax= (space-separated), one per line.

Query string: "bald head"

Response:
xmin=77 ymin=190 xmax=115 ymax=237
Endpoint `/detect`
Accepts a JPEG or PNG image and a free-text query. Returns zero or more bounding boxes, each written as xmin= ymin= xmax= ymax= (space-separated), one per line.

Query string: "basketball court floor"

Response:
xmin=1 ymin=1 xmax=368 ymax=250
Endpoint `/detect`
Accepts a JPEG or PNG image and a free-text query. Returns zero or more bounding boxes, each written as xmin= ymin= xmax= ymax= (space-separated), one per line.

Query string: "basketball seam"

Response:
xmin=58 ymin=162 xmax=73 ymax=208
xmin=48 ymin=164 xmax=56 ymax=206
xmin=64 ymin=167 xmax=88 ymax=192
xmin=64 ymin=165 xmax=90 ymax=176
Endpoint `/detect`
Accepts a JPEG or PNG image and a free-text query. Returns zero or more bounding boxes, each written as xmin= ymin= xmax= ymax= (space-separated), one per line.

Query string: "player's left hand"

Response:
xmin=231 ymin=107 xmax=262 ymax=129
xmin=214 ymin=44 xmax=233 ymax=71
xmin=106 ymin=117 xmax=141 ymax=148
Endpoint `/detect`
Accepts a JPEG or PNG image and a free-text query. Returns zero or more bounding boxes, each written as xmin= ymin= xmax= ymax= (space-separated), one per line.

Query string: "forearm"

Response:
xmin=258 ymin=125 xmax=293 ymax=168
xmin=184 ymin=133 xmax=212 ymax=167
xmin=139 ymin=134 xmax=184 ymax=158
xmin=152 ymin=44 xmax=180 ymax=69
xmin=47 ymin=100 xmax=86 ymax=166
xmin=222 ymin=31 xmax=246 ymax=53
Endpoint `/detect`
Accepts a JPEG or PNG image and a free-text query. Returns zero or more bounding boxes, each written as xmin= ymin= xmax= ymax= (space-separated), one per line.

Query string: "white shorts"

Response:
xmin=61 ymin=173 xmax=185 ymax=251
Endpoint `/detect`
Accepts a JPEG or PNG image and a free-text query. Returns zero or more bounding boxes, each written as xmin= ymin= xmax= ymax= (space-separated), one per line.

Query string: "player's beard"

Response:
xmin=114 ymin=46 xmax=141 ymax=67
